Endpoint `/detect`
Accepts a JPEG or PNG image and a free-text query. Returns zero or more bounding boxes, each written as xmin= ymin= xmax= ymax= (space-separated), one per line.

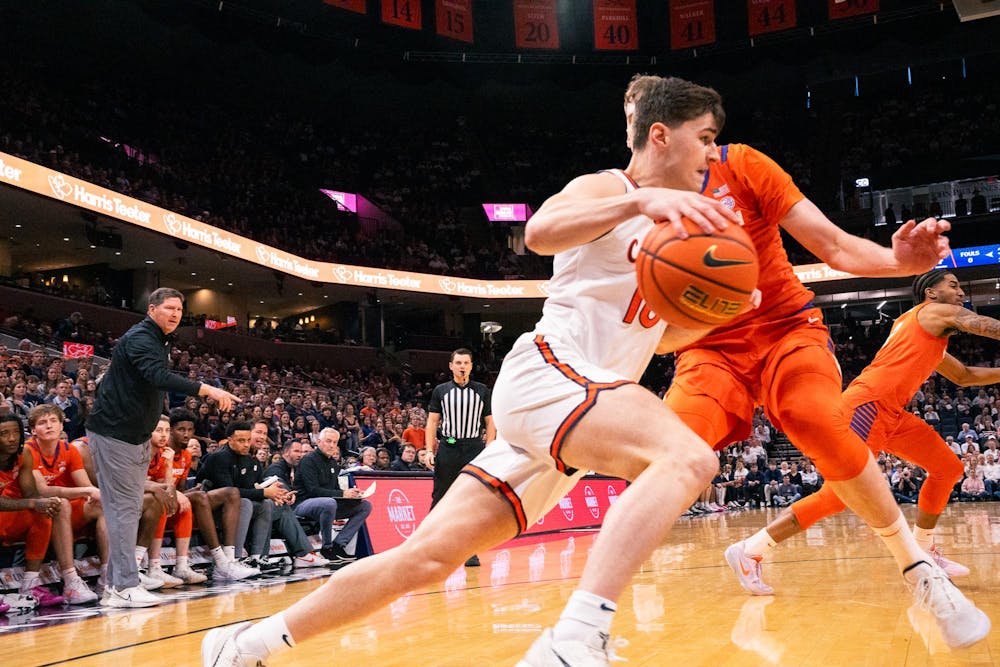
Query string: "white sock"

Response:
xmin=21 ymin=571 xmax=41 ymax=592
xmin=237 ymin=612 xmax=295 ymax=659
xmin=743 ymin=528 xmax=778 ymax=560
xmin=913 ymin=524 xmax=935 ymax=553
xmin=62 ymin=567 xmax=82 ymax=584
xmin=177 ymin=555 xmax=190 ymax=569
xmin=553 ymin=590 xmax=616 ymax=644
xmin=874 ymin=513 xmax=931 ymax=582
xmin=150 ymin=558 xmax=162 ymax=570
xmin=213 ymin=546 xmax=229 ymax=566
xmin=135 ymin=546 xmax=148 ymax=568
xmin=222 ymin=545 xmax=236 ymax=562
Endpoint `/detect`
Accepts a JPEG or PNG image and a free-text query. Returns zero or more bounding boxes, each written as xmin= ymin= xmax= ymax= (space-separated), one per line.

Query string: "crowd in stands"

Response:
xmin=4 ymin=41 xmax=998 ymax=290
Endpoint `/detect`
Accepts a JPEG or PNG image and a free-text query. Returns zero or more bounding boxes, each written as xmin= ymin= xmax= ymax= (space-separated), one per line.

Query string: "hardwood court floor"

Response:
xmin=6 ymin=504 xmax=998 ymax=667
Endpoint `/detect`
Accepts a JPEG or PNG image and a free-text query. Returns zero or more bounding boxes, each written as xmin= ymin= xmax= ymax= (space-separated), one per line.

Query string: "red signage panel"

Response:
xmin=381 ymin=0 xmax=422 ymax=30
xmin=514 ymin=0 xmax=560 ymax=50
xmin=747 ymin=0 xmax=796 ymax=36
xmin=323 ymin=0 xmax=366 ymax=14
xmin=361 ymin=475 xmax=627 ymax=553
xmin=593 ymin=0 xmax=639 ymax=51
xmin=829 ymin=0 xmax=879 ymax=20
xmin=436 ymin=0 xmax=473 ymax=43
xmin=670 ymin=0 xmax=716 ymax=50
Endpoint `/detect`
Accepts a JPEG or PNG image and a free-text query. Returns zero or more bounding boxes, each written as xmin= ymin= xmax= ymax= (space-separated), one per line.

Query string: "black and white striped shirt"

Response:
xmin=428 ymin=380 xmax=492 ymax=440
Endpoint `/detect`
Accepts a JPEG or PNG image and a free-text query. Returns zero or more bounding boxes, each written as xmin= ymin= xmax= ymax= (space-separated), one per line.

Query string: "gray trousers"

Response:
xmin=219 ymin=498 xmax=254 ymax=558
xmin=245 ymin=499 xmax=274 ymax=557
xmin=87 ymin=430 xmax=149 ymax=590
xmin=273 ymin=502 xmax=313 ymax=557
xmin=296 ymin=498 xmax=372 ymax=549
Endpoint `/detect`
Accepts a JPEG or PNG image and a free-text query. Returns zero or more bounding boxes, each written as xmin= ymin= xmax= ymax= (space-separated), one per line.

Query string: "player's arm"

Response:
xmin=526 ymin=173 xmax=737 ymax=256
xmin=936 ymin=353 xmax=1000 ymax=387
xmin=655 ymin=325 xmax=713 ymax=354
xmin=779 ymin=199 xmax=950 ymax=276
xmin=425 ymin=412 xmax=441 ymax=466
xmin=0 ymin=450 xmax=59 ymax=514
xmin=483 ymin=415 xmax=496 ymax=445
xmin=32 ymin=469 xmax=99 ymax=502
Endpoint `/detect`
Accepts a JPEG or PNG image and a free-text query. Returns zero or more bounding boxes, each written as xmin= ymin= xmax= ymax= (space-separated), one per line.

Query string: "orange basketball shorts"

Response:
xmin=0 ymin=509 xmax=53 ymax=561
xmin=667 ymin=304 xmax=869 ymax=481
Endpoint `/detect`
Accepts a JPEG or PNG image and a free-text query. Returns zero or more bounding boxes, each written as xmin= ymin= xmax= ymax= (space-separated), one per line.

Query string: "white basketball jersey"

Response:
xmin=533 ymin=169 xmax=667 ymax=381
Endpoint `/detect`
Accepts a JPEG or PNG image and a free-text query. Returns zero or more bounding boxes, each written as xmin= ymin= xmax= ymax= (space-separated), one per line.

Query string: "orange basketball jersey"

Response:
xmin=27 ymin=437 xmax=84 ymax=487
xmin=695 ymin=144 xmax=811 ymax=333
xmin=0 ymin=453 xmax=25 ymax=499
xmin=149 ymin=448 xmax=192 ymax=489
xmin=845 ymin=302 xmax=948 ymax=409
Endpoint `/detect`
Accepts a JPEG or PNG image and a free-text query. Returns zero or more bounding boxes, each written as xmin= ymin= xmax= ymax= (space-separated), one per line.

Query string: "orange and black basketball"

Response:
xmin=635 ymin=219 xmax=759 ymax=330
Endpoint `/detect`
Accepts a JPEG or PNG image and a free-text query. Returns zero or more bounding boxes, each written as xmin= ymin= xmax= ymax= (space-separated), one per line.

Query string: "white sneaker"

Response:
xmin=62 ymin=577 xmax=99 ymax=604
xmin=213 ymin=559 xmax=260 ymax=582
xmin=724 ymin=542 xmax=774 ymax=596
xmin=202 ymin=621 xmax=267 ymax=667
xmin=0 ymin=593 xmax=38 ymax=613
xmin=173 ymin=563 xmax=209 ymax=585
xmin=100 ymin=585 xmax=164 ymax=608
xmin=147 ymin=565 xmax=185 ymax=588
xmin=910 ymin=563 xmax=991 ymax=649
xmin=515 ymin=628 xmax=609 ymax=667
xmin=139 ymin=571 xmax=165 ymax=591
xmin=293 ymin=552 xmax=330 ymax=568
xmin=927 ymin=545 xmax=971 ymax=578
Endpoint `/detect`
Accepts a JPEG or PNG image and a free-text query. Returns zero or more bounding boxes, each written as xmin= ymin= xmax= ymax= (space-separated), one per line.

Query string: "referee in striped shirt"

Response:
xmin=426 ymin=349 xmax=495 ymax=562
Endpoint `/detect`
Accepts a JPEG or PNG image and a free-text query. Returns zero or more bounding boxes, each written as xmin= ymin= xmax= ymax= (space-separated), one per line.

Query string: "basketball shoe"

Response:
xmin=202 ymin=621 xmax=267 ymax=667
xmin=147 ymin=564 xmax=185 ymax=588
xmin=173 ymin=562 xmax=209 ymax=584
xmin=515 ymin=628 xmax=609 ymax=667
xmin=909 ymin=562 xmax=990 ymax=649
xmin=724 ymin=541 xmax=774 ymax=596
xmin=927 ymin=545 xmax=970 ymax=578
xmin=62 ymin=577 xmax=99 ymax=604
xmin=100 ymin=585 xmax=163 ymax=609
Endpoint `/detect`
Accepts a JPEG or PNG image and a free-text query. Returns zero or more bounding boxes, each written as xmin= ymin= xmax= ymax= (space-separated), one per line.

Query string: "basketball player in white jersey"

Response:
xmin=204 ymin=77 xmax=739 ymax=667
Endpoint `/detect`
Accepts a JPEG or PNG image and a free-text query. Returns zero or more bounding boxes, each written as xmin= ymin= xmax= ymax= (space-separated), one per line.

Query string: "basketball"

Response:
xmin=636 ymin=219 xmax=759 ymax=330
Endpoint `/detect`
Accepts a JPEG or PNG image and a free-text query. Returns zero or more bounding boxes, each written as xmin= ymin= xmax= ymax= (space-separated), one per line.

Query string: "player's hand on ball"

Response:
xmin=637 ymin=189 xmax=738 ymax=239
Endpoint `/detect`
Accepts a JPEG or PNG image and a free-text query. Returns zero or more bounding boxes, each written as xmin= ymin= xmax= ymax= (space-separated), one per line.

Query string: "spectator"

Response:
xmin=762 ymin=461 xmax=783 ymax=506
xmin=957 ymin=422 xmax=978 ymax=443
xmin=894 ymin=469 xmax=919 ymax=504
xmin=391 ymin=443 xmax=423 ymax=471
xmin=744 ymin=463 xmax=765 ymax=508
xmin=773 ymin=475 xmax=803 ymax=507
xmin=85 ymin=287 xmax=239 ymax=608
xmin=287 ymin=428 xmax=372 ymax=564
xmin=401 ymin=416 xmax=426 ymax=451
xmin=982 ymin=454 xmax=1000 ymax=500
xmin=960 ymin=464 xmax=989 ymax=502
xmin=45 ymin=377 xmax=84 ymax=439
xmin=373 ymin=447 xmax=392 ymax=471
xmin=800 ymin=462 xmax=823 ymax=496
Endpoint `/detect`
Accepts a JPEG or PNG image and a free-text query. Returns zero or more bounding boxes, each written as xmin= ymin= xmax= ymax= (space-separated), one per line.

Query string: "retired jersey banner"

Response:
xmin=381 ymin=0 xmax=422 ymax=30
xmin=593 ymin=0 xmax=639 ymax=51
xmin=436 ymin=0 xmax=473 ymax=43
xmin=63 ymin=342 xmax=94 ymax=359
xmin=323 ymin=0 xmax=366 ymax=14
xmin=514 ymin=0 xmax=560 ymax=49
xmin=747 ymin=0 xmax=796 ymax=36
xmin=829 ymin=0 xmax=879 ymax=20
xmin=669 ymin=0 xmax=716 ymax=50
